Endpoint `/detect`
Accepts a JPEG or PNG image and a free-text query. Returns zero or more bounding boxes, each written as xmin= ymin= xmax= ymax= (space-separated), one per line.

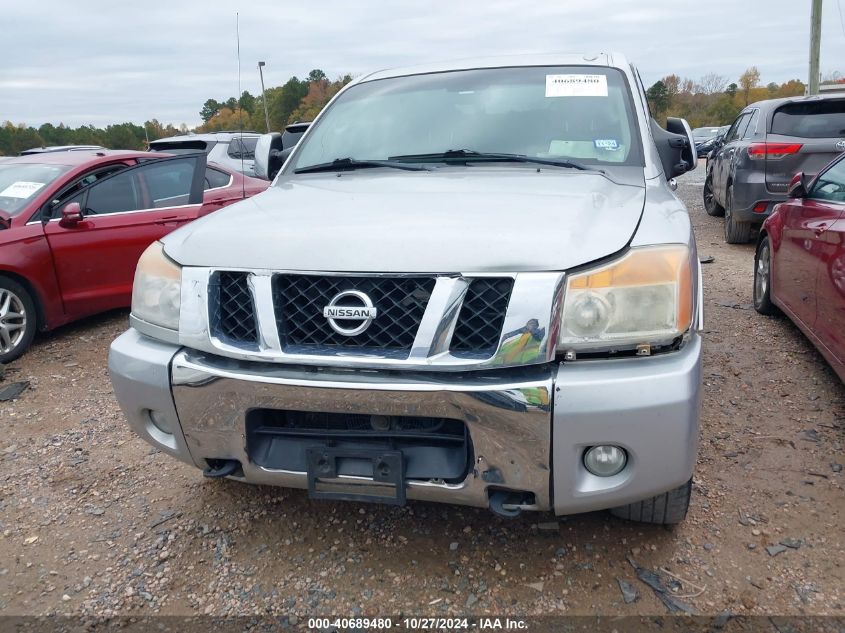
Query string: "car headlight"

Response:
xmin=131 ymin=242 xmax=182 ymax=331
xmin=559 ymin=245 xmax=693 ymax=352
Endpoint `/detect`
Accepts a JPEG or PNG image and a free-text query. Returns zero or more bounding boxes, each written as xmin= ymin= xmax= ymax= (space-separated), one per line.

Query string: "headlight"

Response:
xmin=559 ymin=245 xmax=693 ymax=352
xmin=131 ymin=242 xmax=181 ymax=331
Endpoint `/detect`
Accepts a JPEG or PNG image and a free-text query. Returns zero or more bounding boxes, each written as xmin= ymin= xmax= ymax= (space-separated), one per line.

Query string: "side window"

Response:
xmin=725 ymin=113 xmax=750 ymax=143
xmin=85 ymin=169 xmax=142 ymax=215
xmin=49 ymin=165 xmax=128 ymax=218
xmin=143 ymin=160 xmax=196 ymax=207
xmin=204 ymin=167 xmax=231 ymax=190
xmin=227 ymin=137 xmax=258 ymax=159
xmin=810 ymin=158 xmax=845 ymax=203
xmin=742 ymin=110 xmax=759 ymax=139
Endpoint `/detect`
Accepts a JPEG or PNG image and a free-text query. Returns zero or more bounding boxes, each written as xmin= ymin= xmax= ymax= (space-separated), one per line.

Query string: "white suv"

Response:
xmin=149 ymin=131 xmax=260 ymax=176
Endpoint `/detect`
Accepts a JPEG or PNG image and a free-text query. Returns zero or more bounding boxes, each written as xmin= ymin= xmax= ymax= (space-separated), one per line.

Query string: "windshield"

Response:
xmin=0 ymin=163 xmax=71 ymax=215
xmin=692 ymin=127 xmax=722 ymax=140
xmin=290 ymin=66 xmax=643 ymax=173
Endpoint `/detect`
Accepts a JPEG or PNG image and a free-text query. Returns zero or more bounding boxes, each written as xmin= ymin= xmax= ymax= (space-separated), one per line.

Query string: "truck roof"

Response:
xmin=358 ymin=52 xmax=629 ymax=84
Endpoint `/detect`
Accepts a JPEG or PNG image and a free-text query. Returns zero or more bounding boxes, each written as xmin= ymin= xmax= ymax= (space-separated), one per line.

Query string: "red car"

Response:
xmin=754 ymin=153 xmax=845 ymax=382
xmin=0 ymin=150 xmax=268 ymax=362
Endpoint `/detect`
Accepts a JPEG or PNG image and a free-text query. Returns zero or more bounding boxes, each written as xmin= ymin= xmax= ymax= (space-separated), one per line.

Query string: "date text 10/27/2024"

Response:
xmin=306 ymin=618 xmax=528 ymax=630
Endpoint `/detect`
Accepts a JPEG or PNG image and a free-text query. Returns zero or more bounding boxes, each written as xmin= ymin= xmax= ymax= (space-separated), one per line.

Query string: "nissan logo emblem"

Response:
xmin=323 ymin=290 xmax=378 ymax=336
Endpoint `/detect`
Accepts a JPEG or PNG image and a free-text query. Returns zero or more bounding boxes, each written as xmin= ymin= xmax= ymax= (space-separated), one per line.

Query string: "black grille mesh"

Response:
xmin=450 ymin=278 xmax=514 ymax=357
xmin=210 ymin=271 xmax=258 ymax=344
xmin=273 ymin=275 xmax=436 ymax=351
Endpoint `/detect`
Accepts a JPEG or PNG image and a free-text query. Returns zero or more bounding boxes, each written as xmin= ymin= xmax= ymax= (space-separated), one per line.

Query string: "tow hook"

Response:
xmin=488 ymin=490 xmax=526 ymax=518
xmin=203 ymin=459 xmax=240 ymax=478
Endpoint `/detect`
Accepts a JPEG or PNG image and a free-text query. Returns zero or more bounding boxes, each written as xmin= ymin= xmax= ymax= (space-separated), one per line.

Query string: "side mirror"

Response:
xmin=59 ymin=202 xmax=83 ymax=227
xmin=254 ymin=132 xmax=283 ymax=180
xmin=787 ymin=172 xmax=807 ymax=198
xmin=650 ymin=117 xmax=697 ymax=181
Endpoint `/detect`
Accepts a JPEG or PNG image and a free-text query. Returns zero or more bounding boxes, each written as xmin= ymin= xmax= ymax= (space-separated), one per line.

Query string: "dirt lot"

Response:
xmin=0 ymin=166 xmax=843 ymax=619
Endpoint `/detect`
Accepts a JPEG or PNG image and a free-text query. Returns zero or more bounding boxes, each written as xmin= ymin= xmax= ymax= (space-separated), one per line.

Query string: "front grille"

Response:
xmin=209 ymin=271 xmax=258 ymax=345
xmin=450 ymin=278 xmax=514 ymax=357
xmin=273 ymin=275 xmax=436 ymax=352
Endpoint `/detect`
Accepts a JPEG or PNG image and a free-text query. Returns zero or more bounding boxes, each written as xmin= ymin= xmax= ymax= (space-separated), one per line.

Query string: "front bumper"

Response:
xmin=109 ymin=329 xmax=701 ymax=515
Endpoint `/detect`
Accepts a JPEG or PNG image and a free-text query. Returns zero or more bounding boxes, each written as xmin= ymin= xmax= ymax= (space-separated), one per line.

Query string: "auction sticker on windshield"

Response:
xmin=545 ymin=74 xmax=608 ymax=97
xmin=0 ymin=181 xmax=46 ymax=198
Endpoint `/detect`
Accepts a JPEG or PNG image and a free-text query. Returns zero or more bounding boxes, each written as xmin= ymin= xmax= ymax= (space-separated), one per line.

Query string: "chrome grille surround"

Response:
xmin=179 ymin=268 xmax=565 ymax=371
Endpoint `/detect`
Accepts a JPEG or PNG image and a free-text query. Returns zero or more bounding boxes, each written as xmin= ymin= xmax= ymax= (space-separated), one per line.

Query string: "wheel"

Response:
xmin=609 ymin=479 xmax=692 ymax=525
xmin=724 ymin=184 xmax=752 ymax=244
xmin=0 ymin=276 xmax=37 ymax=364
xmin=753 ymin=235 xmax=779 ymax=316
xmin=703 ymin=174 xmax=724 ymax=217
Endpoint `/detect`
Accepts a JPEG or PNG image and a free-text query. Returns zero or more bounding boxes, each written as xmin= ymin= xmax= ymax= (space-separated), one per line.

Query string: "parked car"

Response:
xmin=0 ymin=150 xmax=268 ymax=362
xmin=110 ymin=53 xmax=703 ymax=524
xmin=148 ymin=131 xmax=261 ymax=177
xmin=697 ymin=125 xmax=729 ymax=159
xmin=693 ymin=126 xmax=723 ymax=157
xmin=704 ymin=95 xmax=845 ymax=243
xmin=20 ymin=145 xmax=106 ymax=155
xmin=754 ymin=154 xmax=845 ymax=382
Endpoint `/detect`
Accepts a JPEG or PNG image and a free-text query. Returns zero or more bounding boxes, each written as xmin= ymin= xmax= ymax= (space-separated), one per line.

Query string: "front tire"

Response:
xmin=754 ymin=235 xmax=779 ymax=315
xmin=0 ymin=276 xmax=37 ymax=364
xmin=703 ymin=174 xmax=724 ymax=217
xmin=610 ymin=479 xmax=692 ymax=525
xmin=724 ymin=184 xmax=752 ymax=244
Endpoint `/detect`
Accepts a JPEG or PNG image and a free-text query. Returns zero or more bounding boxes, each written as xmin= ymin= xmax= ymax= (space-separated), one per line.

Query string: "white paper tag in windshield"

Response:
xmin=0 ymin=181 xmax=46 ymax=199
xmin=545 ymin=74 xmax=608 ymax=97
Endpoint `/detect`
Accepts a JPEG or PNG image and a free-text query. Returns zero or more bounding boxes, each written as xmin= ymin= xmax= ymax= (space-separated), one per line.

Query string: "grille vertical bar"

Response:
xmin=209 ymin=271 xmax=259 ymax=345
xmin=449 ymin=278 xmax=514 ymax=357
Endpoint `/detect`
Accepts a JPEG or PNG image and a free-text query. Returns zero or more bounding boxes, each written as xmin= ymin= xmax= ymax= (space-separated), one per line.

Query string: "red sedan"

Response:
xmin=754 ymin=153 xmax=845 ymax=383
xmin=0 ymin=150 xmax=268 ymax=362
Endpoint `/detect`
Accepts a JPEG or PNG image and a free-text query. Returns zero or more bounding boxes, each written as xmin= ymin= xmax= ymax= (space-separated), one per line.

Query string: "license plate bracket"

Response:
xmin=306 ymin=448 xmax=406 ymax=505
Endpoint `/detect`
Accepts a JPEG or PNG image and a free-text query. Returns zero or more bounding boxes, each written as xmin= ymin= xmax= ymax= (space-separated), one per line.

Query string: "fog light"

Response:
xmin=583 ymin=445 xmax=627 ymax=477
xmin=147 ymin=409 xmax=173 ymax=435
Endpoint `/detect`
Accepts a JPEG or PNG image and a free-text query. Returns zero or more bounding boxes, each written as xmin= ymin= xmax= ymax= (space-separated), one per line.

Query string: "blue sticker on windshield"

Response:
xmin=594 ymin=139 xmax=619 ymax=150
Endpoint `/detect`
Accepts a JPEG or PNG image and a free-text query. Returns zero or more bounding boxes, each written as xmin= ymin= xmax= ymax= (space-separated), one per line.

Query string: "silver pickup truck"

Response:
xmin=109 ymin=53 xmax=702 ymax=524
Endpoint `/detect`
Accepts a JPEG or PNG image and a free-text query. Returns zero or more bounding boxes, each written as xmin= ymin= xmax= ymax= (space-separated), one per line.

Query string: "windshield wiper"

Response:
xmin=294 ymin=157 xmax=432 ymax=174
xmin=389 ymin=149 xmax=601 ymax=172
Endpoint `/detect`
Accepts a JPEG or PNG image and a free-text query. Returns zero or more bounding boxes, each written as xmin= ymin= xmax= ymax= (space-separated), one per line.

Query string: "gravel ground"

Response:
xmin=0 ymin=165 xmax=843 ymax=619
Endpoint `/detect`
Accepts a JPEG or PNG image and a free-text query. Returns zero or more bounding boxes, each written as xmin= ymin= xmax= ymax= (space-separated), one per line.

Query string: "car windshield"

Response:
xmin=692 ymin=127 xmax=722 ymax=140
xmin=0 ymin=163 xmax=72 ymax=215
xmin=290 ymin=66 xmax=643 ymax=174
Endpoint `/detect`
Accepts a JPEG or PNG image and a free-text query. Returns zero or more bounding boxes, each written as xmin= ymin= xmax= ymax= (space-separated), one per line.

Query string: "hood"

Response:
xmin=163 ymin=167 xmax=646 ymax=273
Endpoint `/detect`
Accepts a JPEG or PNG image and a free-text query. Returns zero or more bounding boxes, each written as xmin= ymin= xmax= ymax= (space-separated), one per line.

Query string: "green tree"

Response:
xmin=646 ymin=80 xmax=670 ymax=117
xmin=239 ymin=91 xmax=257 ymax=115
xmin=308 ymin=69 xmax=327 ymax=83
xmin=200 ymin=99 xmax=221 ymax=123
xmin=267 ymin=76 xmax=308 ymax=128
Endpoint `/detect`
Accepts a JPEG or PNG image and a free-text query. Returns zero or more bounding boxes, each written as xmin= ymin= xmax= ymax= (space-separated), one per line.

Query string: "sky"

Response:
xmin=3 ymin=0 xmax=845 ymax=129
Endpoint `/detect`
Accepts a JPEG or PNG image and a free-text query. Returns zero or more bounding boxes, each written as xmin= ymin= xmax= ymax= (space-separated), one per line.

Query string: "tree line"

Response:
xmin=646 ymin=67 xmax=843 ymax=128
xmin=0 ymin=68 xmax=351 ymax=156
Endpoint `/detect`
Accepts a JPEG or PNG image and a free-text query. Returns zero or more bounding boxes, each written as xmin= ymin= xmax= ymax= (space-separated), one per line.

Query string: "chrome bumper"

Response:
xmin=109 ymin=329 xmax=701 ymax=515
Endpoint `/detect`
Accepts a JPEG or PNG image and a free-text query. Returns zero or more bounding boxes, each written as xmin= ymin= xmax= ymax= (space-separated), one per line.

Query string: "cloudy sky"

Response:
xmin=3 ymin=0 xmax=845 ymax=128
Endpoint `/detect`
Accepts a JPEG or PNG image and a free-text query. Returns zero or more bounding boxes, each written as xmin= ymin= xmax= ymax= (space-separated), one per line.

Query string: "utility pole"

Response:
xmin=808 ymin=0 xmax=822 ymax=95
xmin=258 ymin=61 xmax=270 ymax=132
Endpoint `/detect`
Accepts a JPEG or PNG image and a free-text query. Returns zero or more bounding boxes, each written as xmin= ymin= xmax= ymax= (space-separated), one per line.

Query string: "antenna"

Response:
xmin=236 ymin=12 xmax=246 ymax=198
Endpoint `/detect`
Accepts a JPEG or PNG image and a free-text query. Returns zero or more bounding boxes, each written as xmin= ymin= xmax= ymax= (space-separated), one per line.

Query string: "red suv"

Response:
xmin=0 ymin=150 xmax=268 ymax=362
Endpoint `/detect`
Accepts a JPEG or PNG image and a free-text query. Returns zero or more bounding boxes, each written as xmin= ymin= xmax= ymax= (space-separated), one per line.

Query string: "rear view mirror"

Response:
xmin=253 ymin=133 xmax=282 ymax=180
xmin=787 ymin=172 xmax=807 ymax=198
xmin=59 ymin=202 xmax=83 ymax=227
